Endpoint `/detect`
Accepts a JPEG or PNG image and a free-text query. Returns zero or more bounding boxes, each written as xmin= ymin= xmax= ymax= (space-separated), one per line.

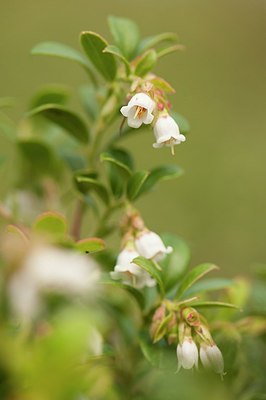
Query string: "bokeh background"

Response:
xmin=1 ymin=0 xmax=266 ymax=276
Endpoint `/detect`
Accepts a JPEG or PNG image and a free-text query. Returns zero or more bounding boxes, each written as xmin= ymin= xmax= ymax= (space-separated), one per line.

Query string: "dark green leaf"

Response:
xmin=30 ymin=85 xmax=70 ymax=109
xmin=28 ymin=104 xmax=89 ymax=143
xmin=80 ymin=31 xmax=117 ymax=81
xmin=79 ymin=85 xmax=99 ymax=121
xmin=126 ymin=170 xmax=150 ymax=201
xmin=33 ymin=211 xmax=67 ymax=240
xmin=134 ymin=50 xmax=157 ymax=77
xmin=138 ymin=32 xmax=178 ymax=53
xmin=75 ymin=237 xmax=105 ymax=254
xmin=138 ymin=165 xmax=183 ymax=197
xmin=100 ymin=151 xmax=132 ymax=175
xmin=103 ymin=45 xmax=131 ymax=75
xmin=31 ymin=41 xmax=96 ymax=82
xmin=189 ymin=301 xmax=240 ymax=310
xmin=172 ymin=112 xmax=191 ymax=135
xmin=75 ymin=175 xmax=110 ymax=205
xmin=160 ymin=233 xmax=190 ymax=292
xmin=133 ymin=256 xmax=165 ymax=296
xmin=108 ymin=15 xmax=139 ymax=60
xmin=175 ymin=263 xmax=219 ymax=300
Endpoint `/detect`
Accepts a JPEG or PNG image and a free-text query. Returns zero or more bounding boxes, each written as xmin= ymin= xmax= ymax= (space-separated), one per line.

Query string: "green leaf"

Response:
xmin=160 ymin=233 xmax=190 ymax=292
xmin=126 ymin=170 xmax=150 ymax=201
xmin=80 ymin=31 xmax=117 ymax=81
xmin=17 ymin=138 xmax=57 ymax=175
xmin=138 ymin=32 xmax=178 ymax=53
xmin=172 ymin=112 xmax=190 ymax=135
xmin=189 ymin=301 xmax=240 ymax=310
xmin=75 ymin=175 xmax=110 ymax=205
xmin=108 ymin=15 xmax=140 ymax=60
xmin=150 ymin=77 xmax=175 ymax=94
xmin=157 ymin=44 xmax=185 ymax=59
xmin=102 ymin=279 xmax=144 ymax=308
xmin=103 ymin=45 xmax=131 ymax=75
xmin=138 ymin=165 xmax=183 ymax=197
xmin=153 ymin=313 xmax=174 ymax=343
xmin=175 ymin=263 xmax=219 ymax=300
xmin=28 ymin=104 xmax=89 ymax=143
xmin=133 ymin=256 xmax=165 ymax=296
xmin=31 ymin=41 xmax=96 ymax=83
xmin=134 ymin=49 xmax=157 ymax=77
xmin=79 ymin=85 xmax=99 ymax=121
xmin=184 ymin=278 xmax=234 ymax=296
xmin=30 ymin=85 xmax=70 ymax=109
xmin=33 ymin=211 xmax=67 ymax=240
xmin=75 ymin=238 xmax=105 ymax=254
xmin=100 ymin=151 xmax=132 ymax=175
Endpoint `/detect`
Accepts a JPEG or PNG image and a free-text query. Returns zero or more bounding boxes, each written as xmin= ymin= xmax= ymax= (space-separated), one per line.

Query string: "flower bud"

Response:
xmin=120 ymin=92 xmax=155 ymax=128
xmin=135 ymin=230 xmax=173 ymax=262
xmin=177 ymin=337 xmax=199 ymax=371
xmin=200 ymin=343 xmax=225 ymax=375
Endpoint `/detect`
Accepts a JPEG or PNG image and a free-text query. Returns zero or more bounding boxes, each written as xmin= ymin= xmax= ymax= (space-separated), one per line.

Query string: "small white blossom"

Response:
xmin=177 ymin=338 xmax=199 ymax=371
xmin=200 ymin=343 xmax=224 ymax=375
xmin=153 ymin=115 xmax=186 ymax=154
xmin=135 ymin=231 xmax=173 ymax=262
xmin=8 ymin=246 xmax=100 ymax=320
xmin=110 ymin=247 xmax=156 ymax=289
xmin=120 ymin=93 xmax=155 ymax=128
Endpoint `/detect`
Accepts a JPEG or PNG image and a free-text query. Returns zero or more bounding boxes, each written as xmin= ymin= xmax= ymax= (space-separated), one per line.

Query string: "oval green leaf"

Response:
xmin=138 ymin=165 xmax=183 ymax=197
xmin=108 ymin=15 xmax=140 ymax=60
xmin=75 ymin=238 xmax=105 ymax=254
xmin=189 ymin=301 xmax=240 ymax=310
xmin=126 ymin=170 xmax=150 ymax=201
xmin=133 ymin=256 xmax=165 ymax=296
xmin=138 ymin=32 xmax=178 ymax=53
xmin=30 ymin=85 xmax=70 ymax=109
xmin=103 ymin=45 xmax=131 ymax=75
xmin=80 ymin=31 xmax=117 ymax=81
xmin=175 ymin=263 xmax=219 ymax=300
xmin=28 ymin=104 xmax=89 ymax=143
xmin=75 ymin=175 xmax=110 ymax=205
xmin=33 ymin=211 xmax=67 ymax=240
xmin=134 ymin=49 xmax=157 ymax=78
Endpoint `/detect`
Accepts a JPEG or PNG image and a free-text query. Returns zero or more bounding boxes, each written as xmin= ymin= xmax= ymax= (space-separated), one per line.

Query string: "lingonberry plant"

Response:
xmin=0 ymin=15 xmax=265 ymax=400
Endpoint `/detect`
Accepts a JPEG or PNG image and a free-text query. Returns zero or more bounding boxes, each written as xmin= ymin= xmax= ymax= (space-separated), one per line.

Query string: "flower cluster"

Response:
xmin=120 ymin=90 xmax=186 ymax=155
xmin=150 ymin=305 xmax=225 ymax=376
xmin=110 ymin=211 xmax=172 ymax=289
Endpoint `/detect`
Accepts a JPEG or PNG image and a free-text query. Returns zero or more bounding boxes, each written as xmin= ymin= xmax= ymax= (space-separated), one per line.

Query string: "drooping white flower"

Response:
xmin=8 ymin=245 xmax=100 ymax=320
xmin=110 ymin=247 xmax=156 ymax=289
xmin=120 ymin=93 xmax=155 ymax=128
xmin=177 ymin=338 xmax=199 ymax=371
xmin=153 ymin=114 xmax=186 ymax=154
xmin=200 ymin=343 xmax=224 ymax=375
xmin=135 ymin=230 xmax=173 ymax=262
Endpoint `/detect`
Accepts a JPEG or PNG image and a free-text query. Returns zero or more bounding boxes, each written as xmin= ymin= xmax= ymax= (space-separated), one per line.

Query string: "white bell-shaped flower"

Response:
xmin=177 ymin=338 xmax=199 ymax=371
xmin=110 ymin=247 xmax=156 ymax=289
xmin=120 ymin=93 xmax=155 ymax=128
xmin=135 ymin=230 xmax=173 ymax=262
xmin=200 ymin=343 xmax=224 ymax=375
xmin=153 ymin=115 xmax=186 ymax=154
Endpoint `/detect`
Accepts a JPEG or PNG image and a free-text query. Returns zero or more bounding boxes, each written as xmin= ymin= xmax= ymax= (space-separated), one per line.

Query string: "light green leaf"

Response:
xmin=189 ymin=301 xmax=240 ymax=310
xmin=138 ymin=165 xmax=183 ymax=197
xmin=103 ymin=45 xmax=131 ymax=75
xmin=157 ymin=44 xmax=185 ymax=59
xmin=80 ymin=31 xmax=117 ymax=81
xmin=31 ymin=41 xmax=96 ymax=83
xmin=126 ymin=170 xmax=150 ymax=201
xmin=134 ymin=49 xmax=157 ymax=77
xmin=160 ymin=233 xmax=190 ymax=292
xmin=133 ymin=256 xmax=165 ymax=296
xmin=75 ymin=238 xmax=105 ymax=254
xmin=138 ymin=32 xmax=178 ymax=53
xmin=184 ymin=278 xmax=234 ymax=296
xmin=30 ymin=85 xmax=70 ymax=109
xmin=150 ymin=77 xmax=175 ymax=94
xmin=28 ymin=104 xmax=89 ymax=143
xmin=175 ymin=263 xmax=219 ymax=300
xmin=75 ymin=175 xmax=110 ymax=205
xmin=102 ymin=279 xmax=144 ymax=308
xmin=33 ymin=211 xmax=67 ymax=240
xmin=108 ymin=15 xmax=140 ymax=60
xmin=172 ymin=112 xmax=190 ymax=135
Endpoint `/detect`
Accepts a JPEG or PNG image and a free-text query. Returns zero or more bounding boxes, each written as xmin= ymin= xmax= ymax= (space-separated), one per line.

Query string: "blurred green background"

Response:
xmin=1 ymin=0 xmax=266 ymax=276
